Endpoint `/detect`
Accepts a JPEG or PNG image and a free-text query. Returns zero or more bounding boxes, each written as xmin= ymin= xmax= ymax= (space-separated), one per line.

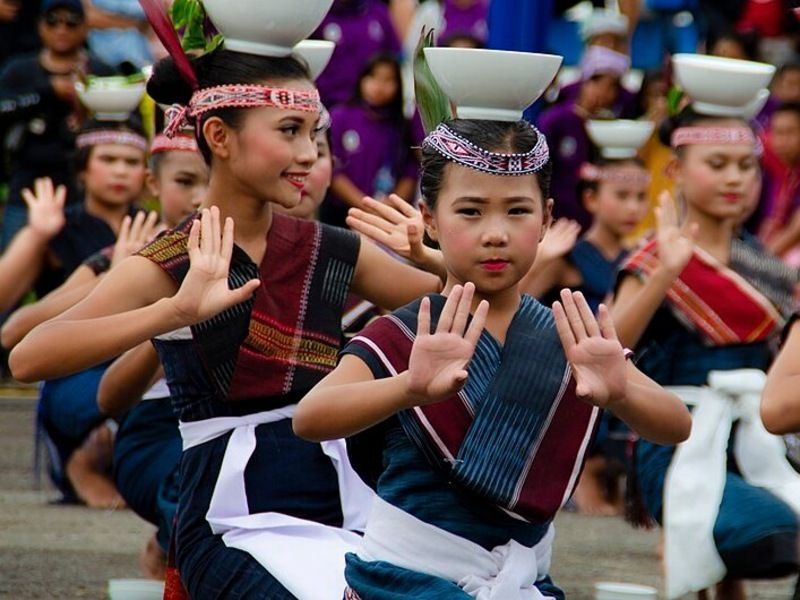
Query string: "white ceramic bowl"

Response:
xmin=594 ymin=582 xmax=658 ymax=600
xmin=741 ymin=88 xmax=771 ymax=120
xmin=293 ymin=40 xmax=335 ymax=81
xmin=76 ymin=79 xmax=146 ymax=121
xmin=586 ymin=119 xmax=654 ymax=158
xmin=203 ymin=0 xmax=334 ymax=57
xmin=107 ymin=578 xmax=164 ymax=600
xmin=672 ymin=53 xmax=775 ymax=117
xmin=423 ymin=47 xmax=562 ymax=121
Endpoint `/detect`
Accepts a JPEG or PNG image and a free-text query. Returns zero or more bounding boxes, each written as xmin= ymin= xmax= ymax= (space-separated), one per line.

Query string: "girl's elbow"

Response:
xmin=673 ymin=410 xmax=692 ymax=443
xmin=760 ymin=398 xmax=788 ymax=435
xmin=9 ymin=345 xmax=40 ymax=383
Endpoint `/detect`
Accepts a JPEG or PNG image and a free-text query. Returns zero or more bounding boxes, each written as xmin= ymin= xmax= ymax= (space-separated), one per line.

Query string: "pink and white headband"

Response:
xmin=671 ymin=127 xmax=759 ymax=149
xmin=580 ymin=45 xmax=630 ymax=80
xmin=76 ymin=130 xmax=148 ymax=152
xmin=150 ymin=133 xmax=199 ymax=155
xmin=423 ymin=122 xmax=550 ymax=176
xmin=164 ymin=84 xmax=322 ymax=138
xmin=579 ymin=163 xmax=651 ymax=186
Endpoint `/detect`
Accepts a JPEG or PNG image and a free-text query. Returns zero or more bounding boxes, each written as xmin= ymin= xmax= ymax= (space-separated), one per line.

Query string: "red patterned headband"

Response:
xmin=670 ymin=127 xmax=758 ymax=148
xmin=76 ymin=130 xmax=148 ymax=152
xmin=422 ymin=122 xmax=550 ymax=176
xmin=164 ymin=84 xmax=322 ymax=138
xmin=150 ymin=134 xmax=199 ymax=155
xmin=579 ymin=163 xmax=651 ymax=186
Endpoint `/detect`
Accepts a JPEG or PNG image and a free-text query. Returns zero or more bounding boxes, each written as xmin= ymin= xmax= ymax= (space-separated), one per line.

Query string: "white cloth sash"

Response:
xmin=358 ymin=496 xmax=556 ymax=600
xmin=179 ymin=405 xmax=376 ymax=600
xmin=663 ymin=369 xmax=800 ymax=599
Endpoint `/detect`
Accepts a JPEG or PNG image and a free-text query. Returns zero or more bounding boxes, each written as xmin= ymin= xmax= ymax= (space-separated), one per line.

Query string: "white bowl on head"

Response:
xmin=672 ymin=53 xmax=775 ymax=117
xmin=586 ymin=119 xmax=654 ymax=158
xmin=76 ymin=78 xmax=146 ymax=121
xmin=202 ymin=0 xmax=334 ymax=57
xmin=423 ymin=47 xmax=563 ymax=121
xmin=107 ymin=578 xmax=164 ymax=600
xmin=741 ymin=87 xmax=771 ymax=120
xmin=293 ymin=40 xmax=335 ymax=81
xmin=594 ymin=582 xmax=658 ymax=600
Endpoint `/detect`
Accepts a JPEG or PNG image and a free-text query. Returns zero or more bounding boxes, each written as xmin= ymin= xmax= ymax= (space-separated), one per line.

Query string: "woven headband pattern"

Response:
xmin=579 ymin=163 xmax=651 ymax=186
xmin=422 ymin=122 xmax=549 ymax=176
xmin=164 ymin=84 xmax=322 ymax=138
xmin=150 ymin=134 xmax=199 ymax=155
xmin=76 ymin=130 xmax=148 ymax=152
xmin=671 ymin=127 xmax=758 ymax=148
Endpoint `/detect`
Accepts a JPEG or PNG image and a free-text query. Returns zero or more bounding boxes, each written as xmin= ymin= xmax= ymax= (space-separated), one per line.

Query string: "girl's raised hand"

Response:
xmin=111 ymin=210 xmax=160 ymax=267
xmin=22 ymin=177 xmax=66 ymax=240
xmin=405 ymin=283 xmax=489 ymax=407
xmin=537 ymin=218 xmax=581 ymax=263
xmin=553 ymin=290 xmax=627 ymax=409
xmin=655 ymin=191 xmax=697 ymax=277
xmin=170 ymin=207 xmax=260 ymax=326
xmin=346 ymin=195 xmax=426 ymax=263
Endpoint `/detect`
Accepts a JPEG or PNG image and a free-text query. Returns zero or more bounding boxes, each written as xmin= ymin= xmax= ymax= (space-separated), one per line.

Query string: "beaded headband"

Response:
xmin=579 ymin=163 xmax=651 ymax=186
xmin=150 ymin=133 xmax=199 ymax=155
xmin=76 ymin=130 xmax=148 ymax=152
xmin=164 ymin=84 xmax=322 ymax=138
xmin=670 ymin=127 xmax=758 ymax=149
xmin=422 ymin=122 xmax=550 ymax=176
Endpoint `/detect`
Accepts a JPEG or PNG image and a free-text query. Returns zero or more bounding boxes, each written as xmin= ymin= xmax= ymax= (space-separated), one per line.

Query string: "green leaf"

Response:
xmin=667 ymin=86 xmax=684 ymax=118
xmin=413 ymin=27 xmax=452 ymax=134
xmin=170 ymin=0 xmax=191 ymax=29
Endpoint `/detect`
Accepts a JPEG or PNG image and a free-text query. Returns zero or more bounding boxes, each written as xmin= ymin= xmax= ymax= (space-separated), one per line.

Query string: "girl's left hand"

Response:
xmin=553 ymin=289 xmax=627 ymax=409
xmin=346 ymin=195 xmax=426 ymax=263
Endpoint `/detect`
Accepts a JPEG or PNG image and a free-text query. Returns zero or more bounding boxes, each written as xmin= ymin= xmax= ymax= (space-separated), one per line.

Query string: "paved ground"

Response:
xmin=0 ymin=392 xmax=795 ymax=599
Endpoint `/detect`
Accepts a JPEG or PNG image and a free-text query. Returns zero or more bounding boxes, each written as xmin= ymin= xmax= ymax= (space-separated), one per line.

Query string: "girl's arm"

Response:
xmin=330 ymin=174 xmax=370 ymax=211
xmin=295 ymin=283 xmax=489 ymax=441
xmin=97 ymin=343 xmax=163 ymax=417
xmin=553 ymin=289 xmax=691 ymax=445
xmin=10 ymin=208 xmax=260 ymax=382
xmin=761 ymin=319 xmax=800 ymax=434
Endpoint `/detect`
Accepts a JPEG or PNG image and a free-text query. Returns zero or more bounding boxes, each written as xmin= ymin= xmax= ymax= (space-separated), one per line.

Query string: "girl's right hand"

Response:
xmin=405 ymin=283 xmax=488 ymax=407
xmin=112 ymin=210 xmax=160 ymax=267
xmin=169 ymin=207 xmax=260 ymax=326
xmin=346 ymin=195 xmax=427 ymax=263
xmin=537 ymin=218 xmax=581 ymax=263
xmin=655 ymin=191 xmax=697 ymax=277
xmin=22 ymin=177 xmax=66 ymax=241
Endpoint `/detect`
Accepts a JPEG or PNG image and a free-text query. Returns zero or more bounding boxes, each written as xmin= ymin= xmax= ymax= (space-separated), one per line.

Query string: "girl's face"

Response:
xmin=585 ymin=177 xmax=648 ymax=237
xmin=274 ymin=135 xmax=333 ymax=220
xmin=677 ymin=142 xmax=760 ymax=222
xmin=580 ymin=74 xmax=620 ymax=115
xmin=360 ymin=63 xmax=399 ymax=109
xmin=149 ymin=151 xmax=209 ymax=227
xmin=84 ymin=143 xmax=147 ymax=207
xmin=223 ymin=79 xmax=320 ymax=209
xmin=424 ymin=163 xmax=551 ymax=296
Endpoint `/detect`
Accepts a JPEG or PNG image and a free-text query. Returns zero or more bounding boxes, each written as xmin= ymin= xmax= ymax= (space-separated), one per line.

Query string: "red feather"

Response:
xmin=139 ymin=0 xmax=199 ymax=91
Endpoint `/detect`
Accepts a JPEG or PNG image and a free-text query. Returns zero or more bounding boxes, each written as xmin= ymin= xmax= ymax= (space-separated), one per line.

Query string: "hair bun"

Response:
xmin=147 ymin=56 xmax=195 ymax=106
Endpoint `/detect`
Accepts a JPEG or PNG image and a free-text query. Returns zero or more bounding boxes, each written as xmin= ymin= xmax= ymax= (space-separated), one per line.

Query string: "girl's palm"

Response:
xmin=655 ymin=191 xmax=697 ymax=276
xmin=22 ymin=177 xmax=66 ymax=239
xmin=346 ymin=194 xmax=425 ymax=262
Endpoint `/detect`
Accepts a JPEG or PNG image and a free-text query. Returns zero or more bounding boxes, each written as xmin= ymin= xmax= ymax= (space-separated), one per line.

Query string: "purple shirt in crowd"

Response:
xmin=312 ymin=0 xmax=401 ymax=108
xmin=555 ymin=81 xmax=639 ymax=119
xmin=440 ymin=0 xmax=490 ymax=44
xmin=537 ymin=102 xmax=592 ymax=229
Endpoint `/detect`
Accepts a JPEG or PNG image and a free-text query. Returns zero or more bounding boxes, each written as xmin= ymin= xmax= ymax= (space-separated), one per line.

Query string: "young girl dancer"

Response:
xmin=294 ymin=49 xmax=690 ymax=599
xmin=613 ymin=60 xmax=800 ymax=597
xmin=10 ymin=22 xmax=441 ymax=600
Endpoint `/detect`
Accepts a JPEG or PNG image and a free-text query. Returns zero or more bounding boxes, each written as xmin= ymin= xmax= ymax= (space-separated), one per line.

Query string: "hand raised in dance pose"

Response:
xmin=111 ymin=210 xmax=161 ymax=267
xmin=654 ymin=191 xmax=698 ymax=278
xmin=22 ymin=177 xmax=67 ymax=241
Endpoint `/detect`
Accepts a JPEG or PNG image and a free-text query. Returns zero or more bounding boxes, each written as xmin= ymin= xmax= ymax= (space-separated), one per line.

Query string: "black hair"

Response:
xmin=441 ymin=33 xmax=484 ymax=49
xmin=74 ymin=113 xmax=146 ymax=173
xmin=709 ymin=30 xmax=759 ymax=62
xmin=775 ymin=61 xmax=800 ymax=79
xmin=350 ymin=53 xmax=404 ymax=122
xmin=420 ymin=119 xmax=552 ymax=208
xmin=771 ymin=101 xmax=800 ymax=123
xmin=147 ymin=49 xmax=312 ymax=164
xmin=657 ymin=105 xmax=751 ymax=155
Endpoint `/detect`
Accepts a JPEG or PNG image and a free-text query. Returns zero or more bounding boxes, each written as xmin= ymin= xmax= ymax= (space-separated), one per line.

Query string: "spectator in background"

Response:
xmin=709 ymin=29 xmax=759 ymax=61
xmin=82 ymin=0 xmax=152 ymax=69
xmin=0 ymin=0 xmax=42 ymax=65
xmin=324 ymin=54 xmax=418 ymax=228
xmin=312 ymin=0 xmax=401 ymax=108
xmin=772 ymin=62 xmax=800 ymax=104
xmin=439 ymin=0 xmax=489 ymax=46
xmin=0 ymin=0 xmax=114 ymax=250
xmin=735 ymin=0 xmax=799 ymax=66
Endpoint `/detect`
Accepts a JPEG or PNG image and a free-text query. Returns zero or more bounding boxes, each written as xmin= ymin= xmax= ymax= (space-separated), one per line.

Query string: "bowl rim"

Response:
xmin=672 ymin=53 xmax=775 ymax=75
xmin=423 ymin=46 xmax=563 ymax=63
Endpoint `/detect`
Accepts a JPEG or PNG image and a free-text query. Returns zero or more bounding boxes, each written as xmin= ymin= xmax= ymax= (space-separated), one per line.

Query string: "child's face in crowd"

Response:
xmin=585 ymin=176 xmax=648 ymax=237
xmin=770 ymin=111 xmax=800 ymax=166
xmin=84 ymin=144 xmax=147 ymax=207
xmin=274 ymin=134 xmax=333 ymax=220
xmin=580 ymin=74 xmax=619 ymax=115
xmin=149 ymin=151 xmax=209 ymax=227
xmin=424 ymin=164 xmax=551 ymax=296
xmin=711 ymin=38 xmax=748 ymax=61
xmin=589 ymin=34 xmax=626 ymax=54
xmin=39 ymin=8 xmax=86 ymax=55
xmin=361 ymin=63 xmax=399 ymax=109
xmin=772 ymin=69 xmax=800 ymax=103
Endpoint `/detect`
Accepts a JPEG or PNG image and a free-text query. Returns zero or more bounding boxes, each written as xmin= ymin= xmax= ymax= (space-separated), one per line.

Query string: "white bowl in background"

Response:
xmin=76 ymin=79 xmax=146 ymax=121
xmin=202 ymin=0 xmax=334 ymax=57
xmin=423 ymin=47 xmax=562 ymax=121
xmin=293 ymin=40 xmax=335 ymax=81
xmin=107 ymin=578 xmax=164 ymax=600
xmin=741 ymin=88 xmax=771 ymax=121
xmin=594 ymin=581 xmax=659 ymax=600
xmin=672 ymin=53 xmax=775 ymax=117
xmin=586 ymin=119 xmax=655 ymax=158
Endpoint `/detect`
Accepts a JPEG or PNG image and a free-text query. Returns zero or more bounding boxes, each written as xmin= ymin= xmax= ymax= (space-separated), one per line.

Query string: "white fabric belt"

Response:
xmin=663 ymin=369 xmax=800 ymax=598
xmin=358 ymin=496 xmax=555 ymax=600
xmin=179 ymin=405 xmax=376 ymax=600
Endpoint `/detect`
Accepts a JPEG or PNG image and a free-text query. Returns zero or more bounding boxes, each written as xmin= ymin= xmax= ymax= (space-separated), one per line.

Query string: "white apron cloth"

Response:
xmin=357 ymin=496 xmax=556 ymax=600
xmin=663 ymin=369 xmax=800 ymax=598
xmin=179 ymin=405 xmax=376 ymax=600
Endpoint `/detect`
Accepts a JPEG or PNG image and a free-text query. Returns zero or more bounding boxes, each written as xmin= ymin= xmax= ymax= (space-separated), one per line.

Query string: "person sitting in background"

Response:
xmin=82 ymin=0 xmax=152 ymax=69
xmin=439 ymin=0 xmax=489 ymax=46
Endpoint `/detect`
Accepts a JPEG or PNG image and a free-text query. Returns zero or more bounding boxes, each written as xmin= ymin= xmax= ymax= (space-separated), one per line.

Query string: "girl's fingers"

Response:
xmin=229 ymin=278 xmax=261 ymax=305
xmin=350 ymin=209 xmax=395 ymax=233
xmin=346 ymin=217 xmax=394 ymax=247
xmin=210 ymin=206 xmax=221 ymax=257
xmin=117 ymin=215 xmax=132 ymax=241
xmin=451 ymin=282 xmax=474 ymax=337
xmin=144 ymin=210 xmax=160 ymax=237
xmin=54 ymin=185 xmax=67 ymax=208
xmin=597 ymin=304 xmax=619 ymax=341
xmin=464 ymin=299 xmax=489 ymax=347
xmin=362 ymin=196 xmax=403 ymax=225
xmin=21 ymin=188 xmax=35 ymax=209
xmin=437 ymin=285 xmax=463 ymax=333
xmin=574 ymin=291 xmax=601 ymax=337
xmin=199 ymin=208 xmax=212 ymax=255
xmin=417 ymin=296 xmax=431 ymax=337
xmin=129 ymin=211 xmax=145 ymax=240
xmin=220 ymin=217 xmax=235 ymax=263
xmin=187 ymin=218 xmax=201 ymax=257
xmin=386 ymin=194 xmax=418 ymax=218
xmin=552 ymin=300 xmax=576 ymax=352
xmin=560 ymin=288 xmax=588 ymax=342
